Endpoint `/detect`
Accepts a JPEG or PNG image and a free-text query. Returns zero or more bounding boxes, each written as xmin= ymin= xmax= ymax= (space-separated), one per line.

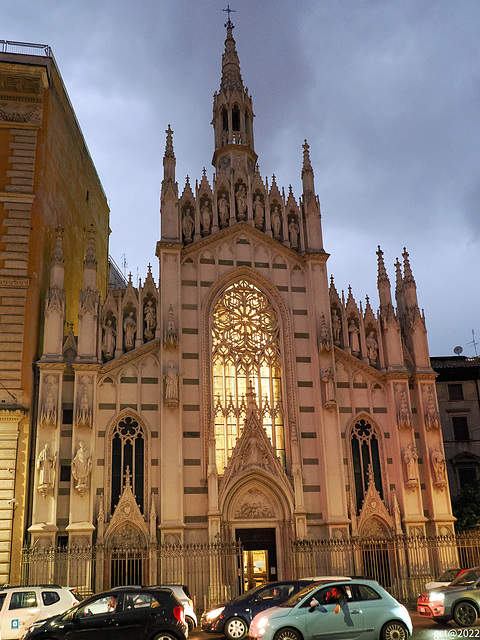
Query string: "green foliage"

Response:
xmin=452 ymin=479 xmax=480 ymax=531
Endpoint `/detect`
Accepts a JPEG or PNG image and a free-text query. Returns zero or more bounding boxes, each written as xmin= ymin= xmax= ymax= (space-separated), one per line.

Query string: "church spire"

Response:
xmin=212 ymin=15 xmax=257 ymax=174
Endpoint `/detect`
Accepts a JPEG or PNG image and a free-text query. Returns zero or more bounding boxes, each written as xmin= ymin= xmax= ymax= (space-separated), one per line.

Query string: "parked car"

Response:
xmin=417 ymin=566 xmax=480 ymax=626
xmin=22 ymin=586 xmax=188 ymax=640
xmin=0 ymin=585 xmax=79 ymax=640
xmin=249 ymin=579 xmax=413 ymax=640
xmin=157 ymin=584 xmax=197 ymax=631
xmin=202 ymin=580 xmax=325 ymax=640
xmin=425 ymin=568 xmax=466 ymax=590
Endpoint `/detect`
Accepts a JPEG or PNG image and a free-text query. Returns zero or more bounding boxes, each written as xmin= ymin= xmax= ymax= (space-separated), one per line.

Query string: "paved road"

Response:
xmin=191 ymin=612 xmax=480 ymax=640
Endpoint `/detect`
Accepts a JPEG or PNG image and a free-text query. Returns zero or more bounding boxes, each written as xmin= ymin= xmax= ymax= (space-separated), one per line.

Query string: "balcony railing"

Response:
xmin=0 ymin=40 xmax=51 ymax=57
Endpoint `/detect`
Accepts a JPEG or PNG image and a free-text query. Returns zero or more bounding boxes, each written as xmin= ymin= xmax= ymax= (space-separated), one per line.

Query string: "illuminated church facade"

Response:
xmin=31 ymin=20 xmax=454 ymax=586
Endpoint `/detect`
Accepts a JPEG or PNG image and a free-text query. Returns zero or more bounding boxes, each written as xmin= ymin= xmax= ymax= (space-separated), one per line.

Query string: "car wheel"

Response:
xmin=380 ymin=620 xmax=408 ymax=640
xmin=186 ymin=616 xmax=196 ymax=631
xmin=453 ymin=601 xmax=478 ymax=627
xmin=152 ymin=635 xmax=178 ymax=640
xmin=273 ymin=627 xmax=302 ymax=640
xmin=224 ymin=617 xmax=248 ymax=640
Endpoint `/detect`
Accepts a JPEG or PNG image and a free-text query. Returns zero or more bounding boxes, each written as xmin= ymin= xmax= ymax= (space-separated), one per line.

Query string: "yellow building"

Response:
xmin=0 ymin=42 xmax=109 ymax=584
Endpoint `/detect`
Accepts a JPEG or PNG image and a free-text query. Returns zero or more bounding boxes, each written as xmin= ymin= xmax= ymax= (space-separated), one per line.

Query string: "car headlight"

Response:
xmin=205 ymin=606 xmax=225 ymax=620
xmin=429 ymin=592 xmax=445 ymax=602
xmin=257 ymin=617 xmax=269 ymax=629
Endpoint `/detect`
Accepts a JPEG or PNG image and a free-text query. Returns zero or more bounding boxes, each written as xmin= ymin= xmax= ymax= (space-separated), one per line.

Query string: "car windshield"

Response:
xmin=279 ymin=583 xmax=318 ymax=608
xmin=232 ymin=584 xmax=269 ymax=603
xmin=437 ymin=569 xmax=461 ymax=583
xmin=450 ymin=569 xmax=480 ymax=587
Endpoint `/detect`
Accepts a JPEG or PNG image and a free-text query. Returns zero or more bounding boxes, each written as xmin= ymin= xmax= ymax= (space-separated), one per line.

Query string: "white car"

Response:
xmin=159 ymin=584 xmax=197 ymax=630
xmin=0 ymin=585 xmax=79 ymax=639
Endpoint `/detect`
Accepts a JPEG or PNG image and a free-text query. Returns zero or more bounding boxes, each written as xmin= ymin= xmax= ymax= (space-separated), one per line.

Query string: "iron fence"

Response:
xmin=0 ymin=40 xmax=51 ymax=56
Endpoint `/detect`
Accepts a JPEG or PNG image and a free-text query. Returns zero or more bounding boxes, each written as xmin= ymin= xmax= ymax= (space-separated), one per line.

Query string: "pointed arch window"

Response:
xmin=232 ymin=105 xmax=240 ymax=132
xmin=111 ymin=416 xmax=145 ymax=514
xmin=212 ymin=280 xmax=285 ymax=473
xmin=351 ymin=418 xmax=383 ymax=513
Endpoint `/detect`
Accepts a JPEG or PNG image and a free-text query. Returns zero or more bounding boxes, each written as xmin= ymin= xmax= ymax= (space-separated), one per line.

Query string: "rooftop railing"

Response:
xmin=0 ymin=40 xmax=52 ymax=57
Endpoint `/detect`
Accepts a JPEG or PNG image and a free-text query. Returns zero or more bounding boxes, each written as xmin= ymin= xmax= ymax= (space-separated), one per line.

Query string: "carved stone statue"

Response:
xmin=332 ymin=309 xmax=342 ymax=344
xmin=102 ymin=318 xmax=116 ymax=360
xmin=271 ymin=205 xmax=281 ymax=238
xmin=431 ymin=443 xmax=447 ymax=485
xmin=71 ymin=440 xmax=92 ymax=494
xmin=201 ymin=202 xmax=212 ymax=236
xmin=253 ymin=196 xmax=264 ymax=229
xmin=397 ymin=385 xmax=413 ymax=429
xmin=218 ymin=193 xmax=229 ymax=228
xmin=41 ymin=375 xmax=57 ymax=426
xmin=288 ymin=218 xmax=299 ymax=248
xmin=321 ymin=367 xmax=336 ymax=407
xmin=76 ymin=377 xmax=92 ymax=427
xmin=164 ymin=304 xmax=178 ymax=348
xmin=182 ymin=208 xmax=194 ymax=243
xmin=319 ymin=314 xmax=331 ymax=352
xmin=123 ymin=312 xmax=136 ymax=351
xmin=235 ymin=184 xmax=247 ymax=220
xmin=403 ymin=443 xmax=419 ymax=485
xmin=144 ymin=300 xmax=156 ymax=341
xmin=164 ymin=361 xmax=179 ymax=408
xmin=366 ymin=331 xmax=378 ymax=364
xmin=37 ymin=442 xmax=55 ymax=494
xmin=348 ymin=319 xmax=360 ymax=356
xmin=424 ymin=386 xmax=440 ymax=430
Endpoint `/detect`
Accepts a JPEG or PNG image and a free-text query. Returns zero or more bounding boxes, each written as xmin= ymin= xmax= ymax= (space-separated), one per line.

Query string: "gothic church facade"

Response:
xmin=31 ymin=21 xmax=454 ymax=586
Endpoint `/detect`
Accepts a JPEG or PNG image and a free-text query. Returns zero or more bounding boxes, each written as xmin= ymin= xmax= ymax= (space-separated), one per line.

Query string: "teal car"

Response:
xmin=248 ymin=579 xmax=412 ymax=640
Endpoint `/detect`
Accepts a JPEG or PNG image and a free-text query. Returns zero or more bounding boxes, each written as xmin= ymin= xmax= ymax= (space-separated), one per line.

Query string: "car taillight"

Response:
xmin=188 ymin=598 xmax=193 ymax=608
xmin=174 ymin=605 xmax=185 ymax=622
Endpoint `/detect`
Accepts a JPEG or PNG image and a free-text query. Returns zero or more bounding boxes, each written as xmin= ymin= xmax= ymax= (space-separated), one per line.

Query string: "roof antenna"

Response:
xmin=467 ymin=329 xmax=479 ymax=357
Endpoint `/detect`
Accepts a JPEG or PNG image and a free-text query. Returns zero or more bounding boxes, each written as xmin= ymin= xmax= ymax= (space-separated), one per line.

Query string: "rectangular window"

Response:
xmin=452 ymin=416 xmax=470 ymax=441
xmin=9 ymin=592 xmax=37 ymax=610
xmin=458 ymin=467 xmax=477 ymax=488
xmin=448 ymin=384 xmax=464 ymax=401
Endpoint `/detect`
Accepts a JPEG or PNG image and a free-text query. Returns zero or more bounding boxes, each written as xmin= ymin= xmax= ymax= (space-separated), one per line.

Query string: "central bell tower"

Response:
xmin=212 ymin=16 xmax=257 ymax=176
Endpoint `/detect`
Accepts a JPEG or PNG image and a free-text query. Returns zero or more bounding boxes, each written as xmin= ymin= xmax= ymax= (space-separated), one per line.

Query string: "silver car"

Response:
xmin=249 ymin=579 xmax=413 ymax=640
xmin=417 ymin=566 xmax=480 ymax=626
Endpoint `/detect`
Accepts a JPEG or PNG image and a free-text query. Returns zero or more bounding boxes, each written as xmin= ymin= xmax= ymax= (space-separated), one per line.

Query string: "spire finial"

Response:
xmin=222 ymin=4 xmax=236 ymax=28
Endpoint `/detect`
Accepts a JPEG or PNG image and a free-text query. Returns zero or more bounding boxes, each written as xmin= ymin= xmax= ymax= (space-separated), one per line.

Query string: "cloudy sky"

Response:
xmin=3 ymin=0 xmax=479 ymax=357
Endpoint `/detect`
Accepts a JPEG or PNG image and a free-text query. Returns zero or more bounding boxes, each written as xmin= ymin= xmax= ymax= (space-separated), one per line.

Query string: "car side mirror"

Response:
xmin=309 ymin=598 xmax=319 ymax=612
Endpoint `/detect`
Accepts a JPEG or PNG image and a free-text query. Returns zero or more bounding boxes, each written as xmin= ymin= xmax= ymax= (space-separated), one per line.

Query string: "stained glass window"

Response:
xmin=212 ymin=280 xmax=285 ymax=473
xmin=351 ymin=418 xmax=383 ymax=513
xmin=111 ymin=416 xmax=145 ymax=514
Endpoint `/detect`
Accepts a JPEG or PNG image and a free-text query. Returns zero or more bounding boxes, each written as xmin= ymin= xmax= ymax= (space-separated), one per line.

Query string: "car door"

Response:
xmin=304 ymin=585 xmax=365 ymax=640
xmin=65 ymin=594 xmax=119 ymax=640
xmin=1 ymin=589 xmax=41 ymax=640
xmin=112 ymin=592 xmax=164 ymax=639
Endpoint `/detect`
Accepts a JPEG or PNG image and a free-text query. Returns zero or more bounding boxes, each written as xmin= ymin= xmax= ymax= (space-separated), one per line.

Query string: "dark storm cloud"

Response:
xmin=2 ymin=0 xmax=479 ymax=355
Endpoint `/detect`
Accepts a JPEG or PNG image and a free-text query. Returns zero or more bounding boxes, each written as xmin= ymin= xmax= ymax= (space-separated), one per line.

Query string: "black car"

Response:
xmin=200 ymin=580 xmax=317 ymax=640
xmin=23 ymin=587 xmax=188 ymax=640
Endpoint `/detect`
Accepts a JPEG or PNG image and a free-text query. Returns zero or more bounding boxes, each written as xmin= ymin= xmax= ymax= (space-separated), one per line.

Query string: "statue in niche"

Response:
xmin=288 ymin=217 xmax=299 ymax=248
xmin=37 ymin=442 xmax=55 ymax=494
xmin=431 ymin=443 xmax=447 ymax=485
xmin=144 ymin=300 xmax=156 ymax=341
xmin=348 ymin=319 xmax=360 ymax=356
xmin=123 ymin=312 xmax=136 ymax=350
xmin=102 ymin=318 xmax=116 ymax=360
xmin=332 ymin=309 xmax=342 ymax=345
xmin=218 ymin=193 xmax=229 ymax=228
xmin=164 ymin=361 xmax=179 ymax=408
xmin=321 ymin=367 xmax=336 ymax=407
xmin=397 ymin=386 xmax=413 ymax=429
xmin=41 ymin=375 xmax=57 ymax=426
xmin=271 ymin=205 xmax=281 ymax=238
xmin=366 ymin=331 xmax=378 ymax=364
xmin=71 ymin=440 xmax=92 ymax=494
xmin=235 ymin=184 xmax=247 ymax=220
xmin=164 ymin=305 xmax=178 ymax=348
xmin=424 ymin=386 xmax=440 ymax=430
xmin=403 ymin=443 xmax=419 ymax=485
xmin=253 ymin=195 xmax=264 ymax=229
xmin=201 ymin=202 xmax=212 ymax=236
xmin=76 ymin=378 xmax=91 ymax=427
xmin=319 ymin=314 xmax=331 ymax=352
xmin=182 ymin=208 xmax=194 ymax=243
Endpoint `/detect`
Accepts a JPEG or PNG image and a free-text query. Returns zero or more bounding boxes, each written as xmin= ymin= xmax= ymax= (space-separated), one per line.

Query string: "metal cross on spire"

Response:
xmin=222 ymin=4 xmax=236 ymax=28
